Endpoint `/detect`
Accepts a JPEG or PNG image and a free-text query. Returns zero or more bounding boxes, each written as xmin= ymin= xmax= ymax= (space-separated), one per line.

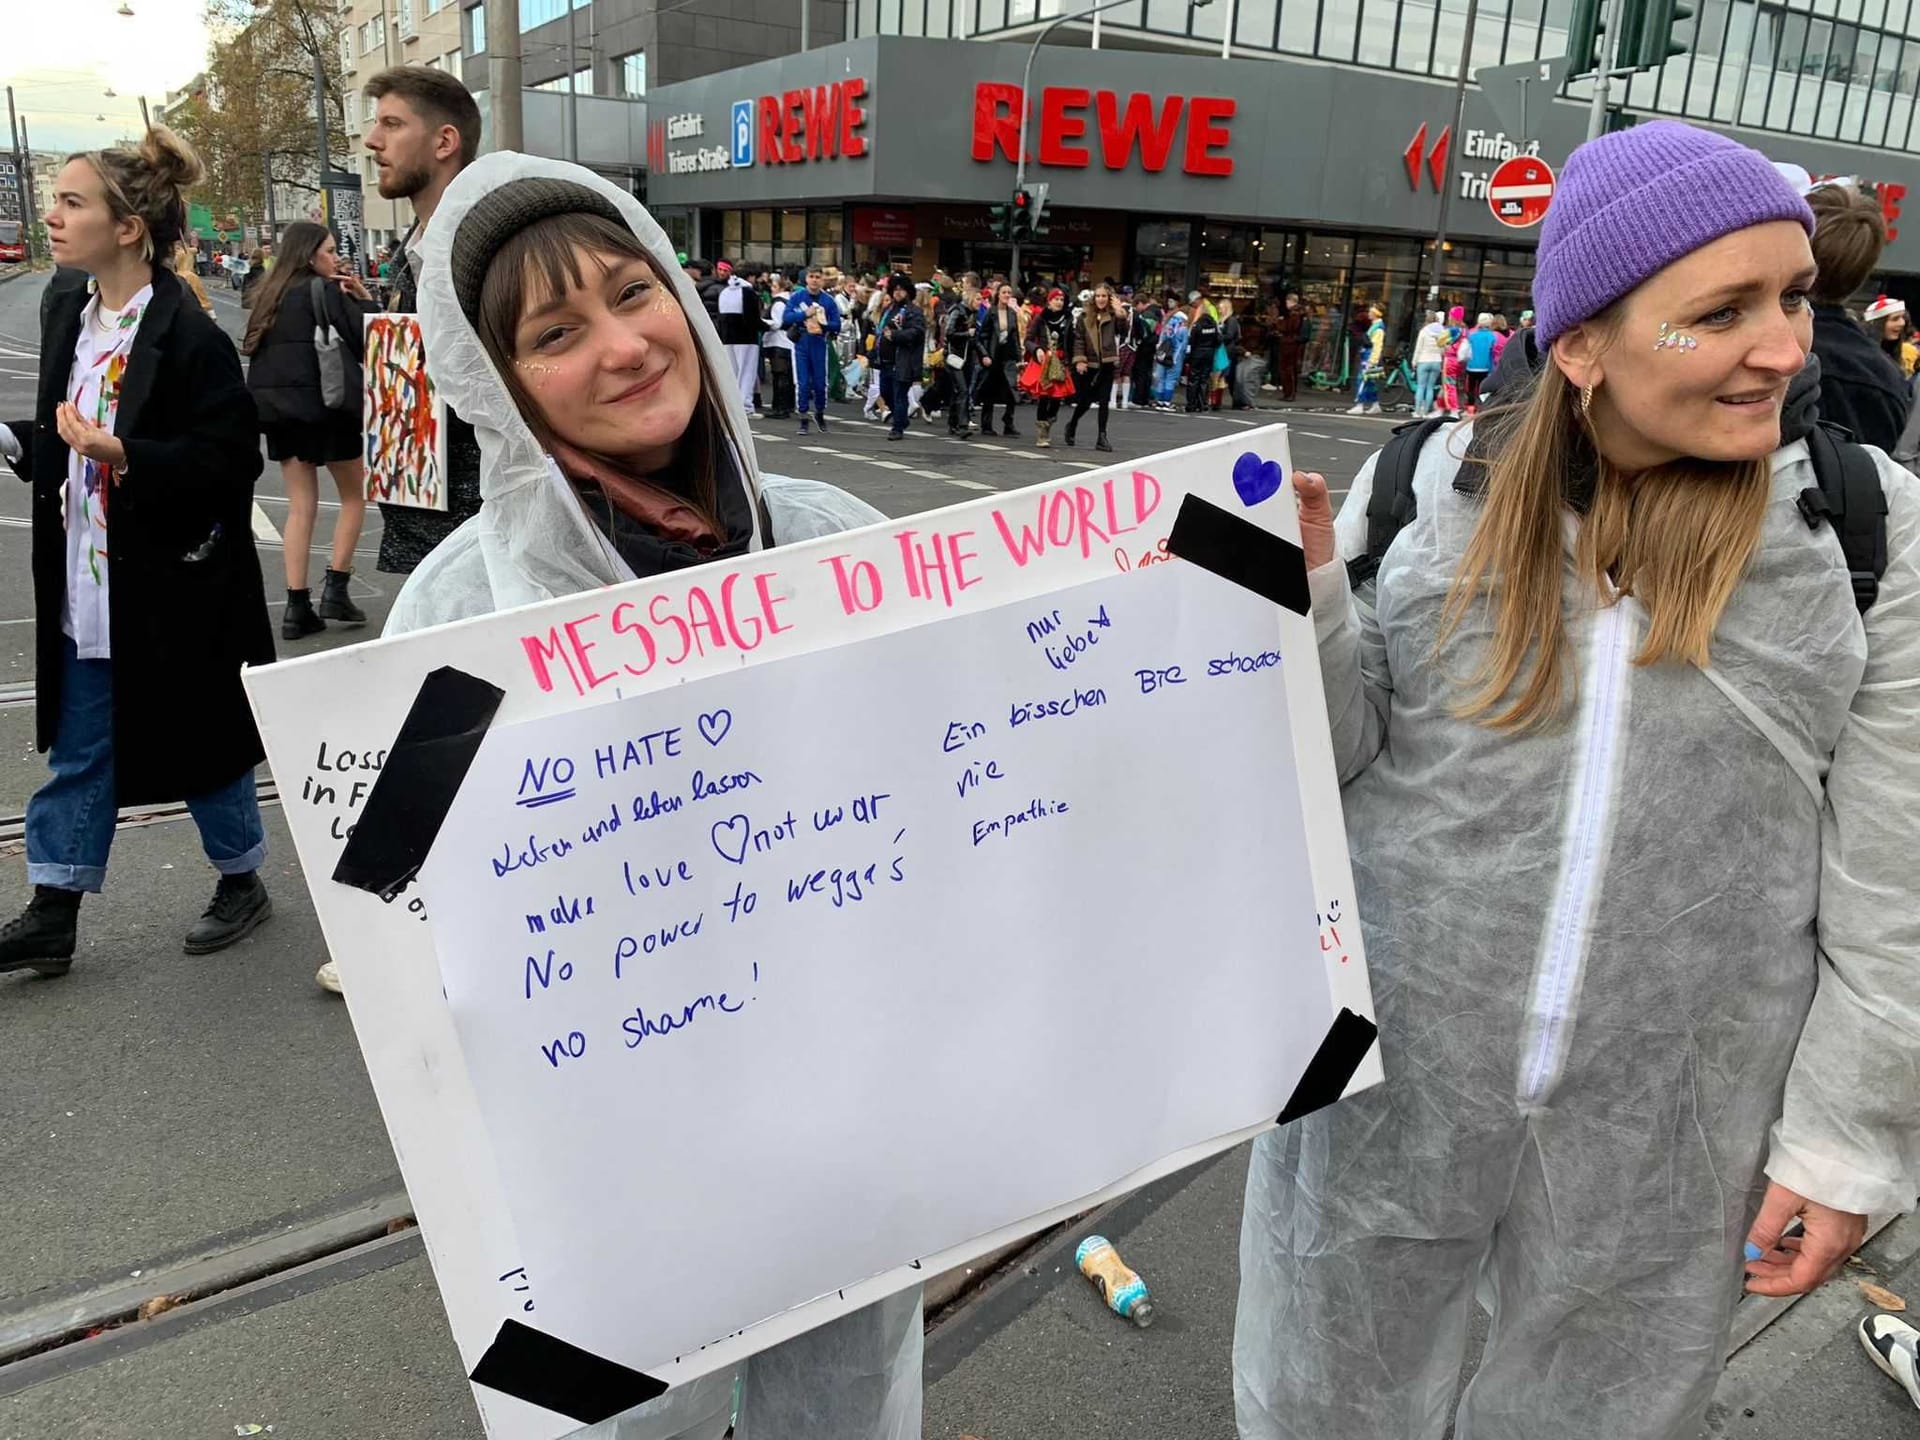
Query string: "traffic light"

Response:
xmin=989 ymin=198 xmax=1013 ymax=241
xmin=1008 ymin=187 xmax=1035 ymax=244
xmin=1630 ymin=0 xmax=1693 ymax=68
xmin=1026 ymin=182 xmax=1052 ymax=240
xmin=1568 ymin=0 xmax=1607 ymax=77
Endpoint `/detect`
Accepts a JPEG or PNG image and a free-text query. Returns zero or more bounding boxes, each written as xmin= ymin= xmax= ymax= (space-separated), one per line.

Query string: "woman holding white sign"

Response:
xmin=390 ymin=153 xmax=920 ymax=1440
xmin=1236 ymin=121 xmax=1920 ymax=1439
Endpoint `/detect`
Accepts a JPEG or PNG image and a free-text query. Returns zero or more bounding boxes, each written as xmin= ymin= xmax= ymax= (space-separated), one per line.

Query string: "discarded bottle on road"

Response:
xmin=1075 ymin=1235 xmax=1154 ymax=1327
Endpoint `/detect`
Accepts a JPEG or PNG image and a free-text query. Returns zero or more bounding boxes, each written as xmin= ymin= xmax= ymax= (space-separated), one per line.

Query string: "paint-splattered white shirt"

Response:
xmin=63 ymin=284 xmax=151 ymax=660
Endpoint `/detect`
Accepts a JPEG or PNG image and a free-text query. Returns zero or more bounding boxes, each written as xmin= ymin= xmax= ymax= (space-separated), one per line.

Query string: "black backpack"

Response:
xmin=1346 ymin=416 xmax=1889 ymax=613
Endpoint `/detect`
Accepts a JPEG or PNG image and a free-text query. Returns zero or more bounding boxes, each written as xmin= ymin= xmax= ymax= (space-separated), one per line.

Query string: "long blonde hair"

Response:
xmin=1438 ymin=340 xmax=1772 ymax=731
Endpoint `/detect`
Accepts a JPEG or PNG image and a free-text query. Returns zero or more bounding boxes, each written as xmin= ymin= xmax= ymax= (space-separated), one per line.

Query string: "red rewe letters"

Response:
xmin=756 ymin=78 xmax=868 ymax=166
xmin=972 ymin=82 xmax=1235 ymax=176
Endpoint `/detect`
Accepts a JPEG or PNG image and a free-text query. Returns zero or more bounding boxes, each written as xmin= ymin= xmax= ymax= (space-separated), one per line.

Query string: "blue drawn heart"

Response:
xmin=711 ymin=813 xmax=751 ymax=865
xmin=1233 ymin=451 xmax=1284 ymax=507
xmin=698 ymin=709 xmax=732 ymax=747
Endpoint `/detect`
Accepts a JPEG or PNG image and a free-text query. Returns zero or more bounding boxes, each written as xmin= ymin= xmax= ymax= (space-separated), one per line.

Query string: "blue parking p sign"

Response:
xmin=731 ymin=101 xmax=754 ymax=167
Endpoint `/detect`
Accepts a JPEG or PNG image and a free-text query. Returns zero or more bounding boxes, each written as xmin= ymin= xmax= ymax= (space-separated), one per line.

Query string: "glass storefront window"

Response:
xmin=775 ymin=209 xmax=808 ymax=271
xmin=1349 ymin=235 xmax=1423 ymax=355
xmin=810 ymin=210 xmax=844 ymax=268
xmin=1133 ymin=219 xmax=1191 ymax=300
xmin=1197 ymin=221 xmax=1263 ymax=306
xmin=744 ymin=209 xmax=775 ymax=269
xmin=1479 ymin=246 xmax=1538 ymax=324
xmin=721 ymin=210 xmax=743 ymax=258
xmin=1296 ymin=233 xmax=1355 ymax=384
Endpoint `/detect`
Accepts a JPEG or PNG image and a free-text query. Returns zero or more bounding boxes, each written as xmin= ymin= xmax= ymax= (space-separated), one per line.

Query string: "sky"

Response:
xmin=2 ymin=0 xmax=214 ymax=154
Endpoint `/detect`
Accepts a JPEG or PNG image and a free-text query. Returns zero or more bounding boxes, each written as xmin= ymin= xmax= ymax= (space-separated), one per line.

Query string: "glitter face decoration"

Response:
xmin=1653 ymin=321 xmax=1698 ymax=353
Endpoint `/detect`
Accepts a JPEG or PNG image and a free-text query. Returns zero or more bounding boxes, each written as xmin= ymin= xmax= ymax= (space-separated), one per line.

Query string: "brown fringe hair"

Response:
xmin=1438 ymin=330 xmax=1772 ymax=731
xmin=474 ymin=210 xmax=727 ymax=530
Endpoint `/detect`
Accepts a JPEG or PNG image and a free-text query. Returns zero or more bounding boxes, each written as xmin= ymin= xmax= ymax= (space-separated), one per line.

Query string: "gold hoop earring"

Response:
xmin=1580 ymin=382 xmax=1595 ymax=418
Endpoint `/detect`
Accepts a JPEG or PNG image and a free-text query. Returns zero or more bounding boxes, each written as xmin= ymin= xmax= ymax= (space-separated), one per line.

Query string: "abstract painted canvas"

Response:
xmin=364 ymin=313 xmax=447 ymax=511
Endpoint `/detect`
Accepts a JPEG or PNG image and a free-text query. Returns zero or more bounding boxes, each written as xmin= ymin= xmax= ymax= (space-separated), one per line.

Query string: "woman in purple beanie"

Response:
xmin=1236 ymin=120 xmax=1920 ymax=1440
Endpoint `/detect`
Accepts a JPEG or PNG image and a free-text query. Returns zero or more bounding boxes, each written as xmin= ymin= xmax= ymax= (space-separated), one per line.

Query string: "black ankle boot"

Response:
xmin=283 ymin=589 xmax=324 ymax=640
xmin=0 ymin=886 xmax=81 ymax=976
xmin=317 ymin=568 xmax=366 ymax=626
xmin=184 ymin=872 xmax=273 ymax=955
xmin=1095 ymin=426 xmax=1114 ymax=452
xmin=1002 ymin=418 xmax=1019 ymax=437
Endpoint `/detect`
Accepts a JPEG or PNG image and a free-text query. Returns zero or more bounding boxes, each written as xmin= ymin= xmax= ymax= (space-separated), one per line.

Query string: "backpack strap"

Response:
xmin=1798 ymin=423 xmax=1889 ymax=614
xmin=1346 ymin=415 xmax=1450 ymax=588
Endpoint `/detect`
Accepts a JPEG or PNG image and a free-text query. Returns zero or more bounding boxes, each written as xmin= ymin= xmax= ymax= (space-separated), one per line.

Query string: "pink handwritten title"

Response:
xmin=518 ymin=471 xmax=1165 ymax=697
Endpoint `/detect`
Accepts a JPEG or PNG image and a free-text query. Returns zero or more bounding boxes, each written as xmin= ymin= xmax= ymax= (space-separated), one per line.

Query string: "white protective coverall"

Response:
xmin=1234 ymin=420 xmax=1920 ymax=1440
xmin=394 ymin=151 xmax=923 ymax=1440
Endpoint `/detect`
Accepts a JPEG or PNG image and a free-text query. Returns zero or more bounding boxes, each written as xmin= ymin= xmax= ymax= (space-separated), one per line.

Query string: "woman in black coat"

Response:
xmin=0 ymin=129 xmax=276 ymax=977
xmin=243 ymin=220 xmax=377 ymax=639
xmin=973 ymin=281 xmax=1023 ymax=437
xmin=873 ymin=273 xmax=925 ymax=442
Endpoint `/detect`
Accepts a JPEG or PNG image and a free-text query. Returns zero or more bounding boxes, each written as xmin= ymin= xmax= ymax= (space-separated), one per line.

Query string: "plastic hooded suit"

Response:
xmin=392 ymin=152 xmax=923 ymax=1440
xmin=1234 ymin=404 xmax=1920 ymax=1440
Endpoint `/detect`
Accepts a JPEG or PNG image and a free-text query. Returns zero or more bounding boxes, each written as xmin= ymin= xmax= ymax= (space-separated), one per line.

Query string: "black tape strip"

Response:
xmin=1165 ymin=493 xmax=1311 ymax=616
xmin=469 ymin=1318 xmax=668 ymax=1424
xmin=1277 ymin=1007 xmax=1379 ymax=1125
xmin=331 ymin=665 xmax=506 ymax=901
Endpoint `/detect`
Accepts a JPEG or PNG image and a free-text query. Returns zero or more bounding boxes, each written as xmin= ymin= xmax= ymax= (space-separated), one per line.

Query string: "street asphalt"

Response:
xmin=4 ymin=263 xmax=1916 ymax=1438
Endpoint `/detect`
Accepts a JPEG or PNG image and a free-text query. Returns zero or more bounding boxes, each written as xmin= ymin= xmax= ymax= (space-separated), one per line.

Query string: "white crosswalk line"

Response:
xmin=800 ymin=446 xmax=839 ymax=454
xmin=908 ymin=468 xmax=954 ymax=480
xmin=757 ymin=432 xmax=788 ymax=443
xmin=865 ymin=459 xmax=913 ymax=470
xmin=1339 ymin=437 xmax=1374 ymax=446
xmin=250 ymin=502 xmax=281 ymax=543
xmin=944 ymin=478 xmax=996 ymax=491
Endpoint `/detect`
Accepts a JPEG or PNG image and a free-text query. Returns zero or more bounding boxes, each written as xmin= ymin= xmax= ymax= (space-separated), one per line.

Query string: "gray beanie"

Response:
xmin=449 ymin=176 xmax=628 ymax=327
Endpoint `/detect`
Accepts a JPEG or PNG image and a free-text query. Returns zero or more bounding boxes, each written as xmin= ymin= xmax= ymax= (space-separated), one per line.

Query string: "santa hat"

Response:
xmin=1047 ymin=288 xmax=1066 ymax=302
xmin=1864 ymin=294 xmax=1907 ymax=323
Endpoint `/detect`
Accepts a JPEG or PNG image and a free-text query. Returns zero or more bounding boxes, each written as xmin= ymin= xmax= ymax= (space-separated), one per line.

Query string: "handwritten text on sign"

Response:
xmin=418 ymin=558 xmax=1328 ymax=1376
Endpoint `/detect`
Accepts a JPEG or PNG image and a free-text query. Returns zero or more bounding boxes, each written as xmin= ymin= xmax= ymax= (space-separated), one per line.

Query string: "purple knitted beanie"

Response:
xmin=1533 ymin=121 xmax=1814 ymax=346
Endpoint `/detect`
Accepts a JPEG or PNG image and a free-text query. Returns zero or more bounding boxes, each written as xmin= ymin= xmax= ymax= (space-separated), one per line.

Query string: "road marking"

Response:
xmin=800 ymin=445 xmax=838 ymax=455
xmin=866 ymin=459 xmax=913 ymax=471
xmin=908 ymin=468 xmax=953 ymax=480
xmin=0 ymin=516 xmax=29 ymax=529
xmin=1061 ymin=460 xmax=1102 ymax=470
xmin=1339 ymin=438 xmax=1374 ymax=446
xmin=250 ymin=503 xmax=281 ymax=543
xmin=944 ymin=478 xmax=996 ymax=491
xmin=1297 ymin=431 xmax=1334 ymax=440
xmin=972 ymin=442 xmax=1009 ymax=452
xmin=757 ymin=432 xmax=788 ymax=443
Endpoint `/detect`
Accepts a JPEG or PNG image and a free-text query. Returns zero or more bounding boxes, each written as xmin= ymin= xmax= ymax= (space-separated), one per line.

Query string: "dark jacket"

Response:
xmin=1811 ymin=303 xmax=1910 ymax=454
xmin=5 ymin=267 xmax=275 ymax=805
xmin=874 ymin=300 xmax=925 ymax=380
xmin=1026 ymin=307 xmax=1072 ymax=362
xmin=377 ymin=223 xmax=484 ymax=575
xmin=943 ymin=300 xmax=978 ymax=363
xmin=978 ymin=303 xmax=1024 ymax=364
xmin=245 ymin=277 xmax=377 ymax=426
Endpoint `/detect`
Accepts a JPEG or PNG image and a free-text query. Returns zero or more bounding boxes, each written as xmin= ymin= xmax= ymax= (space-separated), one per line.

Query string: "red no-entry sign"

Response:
xmin=1488 ymin=156 xmax=1556 ymax=228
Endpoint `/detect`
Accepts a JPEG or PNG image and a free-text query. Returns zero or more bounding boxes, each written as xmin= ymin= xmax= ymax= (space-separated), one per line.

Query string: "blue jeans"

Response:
xmin=26 ymin=637 xmax=267 ymax=893
xmin=887 ymin=371 xmax=913 ymax=436
xmin=1414 ymin=361 xmax=1442 ymax=414
xmin=1354 ymin=349 xmax=1379 ymax=407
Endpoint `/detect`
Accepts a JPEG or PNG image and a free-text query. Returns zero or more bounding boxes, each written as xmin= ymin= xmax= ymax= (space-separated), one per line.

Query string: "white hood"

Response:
xmin=412 ymin=151 xmax=768 ymax=615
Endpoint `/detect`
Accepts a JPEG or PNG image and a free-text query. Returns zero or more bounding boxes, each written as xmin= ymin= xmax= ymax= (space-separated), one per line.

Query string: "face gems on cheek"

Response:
xmin=1653 ymin=322 xmax=1699 ymax=354
xmin=515 ymin=356 xmax=562 ymax=388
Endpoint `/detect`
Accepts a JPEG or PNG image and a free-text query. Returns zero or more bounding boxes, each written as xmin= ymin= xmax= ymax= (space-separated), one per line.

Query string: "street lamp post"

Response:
xmin=1010 ymin=0 xmax=1208 ymax=285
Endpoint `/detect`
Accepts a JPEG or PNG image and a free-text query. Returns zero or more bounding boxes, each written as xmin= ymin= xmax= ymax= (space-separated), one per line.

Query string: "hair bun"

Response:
xmin=138 ymin=126 xmax=205 ymax=192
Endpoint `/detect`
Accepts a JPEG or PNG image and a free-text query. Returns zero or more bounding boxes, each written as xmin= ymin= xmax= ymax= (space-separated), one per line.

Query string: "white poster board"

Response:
xmin=243 ymin=427 xmax=1379 ymax=1439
